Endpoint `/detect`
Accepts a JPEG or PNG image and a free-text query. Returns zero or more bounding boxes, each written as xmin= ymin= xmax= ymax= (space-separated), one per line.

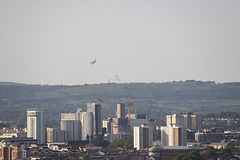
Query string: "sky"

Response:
xmin=0 ymin=0 xmax=240 ymax=85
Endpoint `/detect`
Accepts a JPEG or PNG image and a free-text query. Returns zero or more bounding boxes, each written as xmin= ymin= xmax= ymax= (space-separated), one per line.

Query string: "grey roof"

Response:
xmin=161 ymin=146 xmax=199 ymax=150
xmin=149 ymin=145 xmax=162 ymax=151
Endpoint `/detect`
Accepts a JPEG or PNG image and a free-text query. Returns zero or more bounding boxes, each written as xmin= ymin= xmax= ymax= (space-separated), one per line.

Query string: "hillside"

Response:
xmin=0 ymin=81 xmax=240 ymax=128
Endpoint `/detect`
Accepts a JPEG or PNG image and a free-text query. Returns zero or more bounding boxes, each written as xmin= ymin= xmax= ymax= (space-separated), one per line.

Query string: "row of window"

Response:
xmin=161 ymin=150 xmax=189 ymax=153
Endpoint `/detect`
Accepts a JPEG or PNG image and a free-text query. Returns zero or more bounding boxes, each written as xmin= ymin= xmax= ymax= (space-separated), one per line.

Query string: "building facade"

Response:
xmin=27 ymin=108 xmax=45 ymax=144
xmin=102 ymin=118 xmax=113 ymax=134
xmin=195 ymin=132 xmax=224 ymax=143
xmin=183 ymin=113 xmax=203 ymax=130
xmin=87 ymin=103 xmax=102 ymax=136
xmin=117 ymin=103 xmax=125 ymax=119
xmin=0 ymin=147 xmax=20 ymax=160
xmin=104 ymin=133 xmax=133 ymax=143
xmin=149 ymin=145 xmax=200 ymax=160
xmin=60 ymin=113 xmax=80 ymax=141
xmin=166 ymin=114 xmax=184 ymax=127
xmin=161 ymin=125 xmax=187 ymax=146
xmin=166 ymin=113 xmax=203 ymax=130
xmin=112 ymin=103 xmax=128 ymax=134
xmin=80 ymin=111 xmax=94 ymax=140
xmin=46 ymin=128 xmax=67 ymax=142
xmin=134 ymin=124 xmax=153 ymax=150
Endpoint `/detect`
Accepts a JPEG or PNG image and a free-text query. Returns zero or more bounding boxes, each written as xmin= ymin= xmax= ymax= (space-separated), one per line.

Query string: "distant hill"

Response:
xmin=0 ymin=81 xmax=240 ymax=128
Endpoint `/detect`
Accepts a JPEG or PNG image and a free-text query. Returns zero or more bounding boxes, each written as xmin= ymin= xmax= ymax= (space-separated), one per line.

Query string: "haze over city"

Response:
xmin=1 ymin=0 xmax=240 ymax=85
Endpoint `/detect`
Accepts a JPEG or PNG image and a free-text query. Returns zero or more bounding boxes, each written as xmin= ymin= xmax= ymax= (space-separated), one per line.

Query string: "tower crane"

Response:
xmin=12 ymin=113 xmax=25 ymax=129
xmin=98 ymin=79 xmax=113 ymax=118
xmin=115 ymin=75 xmax=134 ymax=133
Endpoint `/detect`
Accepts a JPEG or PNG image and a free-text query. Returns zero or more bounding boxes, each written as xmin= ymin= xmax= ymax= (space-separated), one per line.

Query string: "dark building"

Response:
xmin=87 ymin=103 xmax=102 ymax=136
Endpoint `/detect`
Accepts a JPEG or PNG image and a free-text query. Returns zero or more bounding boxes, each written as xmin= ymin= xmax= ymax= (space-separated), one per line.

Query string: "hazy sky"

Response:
xmin=1 ymin=0 xmax=240 ymax=85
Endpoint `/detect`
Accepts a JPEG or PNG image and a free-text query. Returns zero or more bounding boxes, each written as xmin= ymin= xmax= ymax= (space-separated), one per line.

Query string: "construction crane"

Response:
xmin=12 ymin=113 xmax=25 ymax=129
xmin=104 ymin=99 xmax=113 ymax=119
xmin=98 ymin=79 xmax=113 ymax=118
xmin=115 ymin=75 xmax=134 ymax=133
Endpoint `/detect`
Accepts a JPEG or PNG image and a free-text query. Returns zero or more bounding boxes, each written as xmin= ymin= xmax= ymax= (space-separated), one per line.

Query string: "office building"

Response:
xmin=195 ymin=128 xmax=225 ymax=143
xmin=134 ymin=124 xmax=153 ymax=150
xmin=161 ymin=125 xmax=187 ymax=146
xmin=46 ymin=128 xmax=67 ymax=142
xmin=166 ymin=113 xmax=202 ymax=130
xmin=27 ymin=108 xmax=45 ymax=144
xmin=80 ymin=111 xmax=94 ymax=140
xmin=87 ymin=103 xmax=102 ymax=136
xmin=61 ymin=113 xmax=80 ymax=141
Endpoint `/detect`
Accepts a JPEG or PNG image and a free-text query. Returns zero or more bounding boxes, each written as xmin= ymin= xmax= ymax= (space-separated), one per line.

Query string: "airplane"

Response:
xmin=90 ymin=59 xmax=96 ymax=65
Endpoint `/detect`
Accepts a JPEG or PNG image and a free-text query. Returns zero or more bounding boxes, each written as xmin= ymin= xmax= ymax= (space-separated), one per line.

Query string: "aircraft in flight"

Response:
xmin=90 ymin=59 xmax=96 ymax=65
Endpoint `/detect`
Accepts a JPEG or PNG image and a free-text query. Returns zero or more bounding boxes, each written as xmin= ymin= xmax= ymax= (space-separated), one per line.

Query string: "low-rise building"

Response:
xmin=149 ymin=145 xmax=200 ymax=160
xmin=46 ymin=128 xmax=67 ymax=142
xmin=195 ymin=132 xmax=224 ymax=143
xmin=104 ymin=132 xmax=133 ymax=142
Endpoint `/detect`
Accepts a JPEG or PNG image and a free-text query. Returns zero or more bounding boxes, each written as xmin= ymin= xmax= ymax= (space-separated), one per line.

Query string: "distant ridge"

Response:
xmin=0 ymin=82 xmax=31 ymax=86
xmin=0 ymin=80 xmax=240 ymax=128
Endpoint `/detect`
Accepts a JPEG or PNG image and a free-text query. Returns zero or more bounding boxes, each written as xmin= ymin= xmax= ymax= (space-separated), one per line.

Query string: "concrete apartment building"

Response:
xmin=184 ymin=113 xmax=203 ymax=130
xmin=166 ymin=114 xmax=184 ymax=127
xmin=27 ymin=108 xmax=45 ymax=144
xmin=161 ymin=125 xmax=187 ymax=146
xmin=166 ymin=113 xmax=203 ymax=130
xmin=134 ymin=124 xmax=153 ymax=150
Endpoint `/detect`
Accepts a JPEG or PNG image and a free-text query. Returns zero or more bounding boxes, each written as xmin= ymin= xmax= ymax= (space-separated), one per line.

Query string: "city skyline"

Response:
xmin=1 ymin=1 xmax=240 ymax=85
xmin=0 ymin=101 xmax=239 ymax=160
